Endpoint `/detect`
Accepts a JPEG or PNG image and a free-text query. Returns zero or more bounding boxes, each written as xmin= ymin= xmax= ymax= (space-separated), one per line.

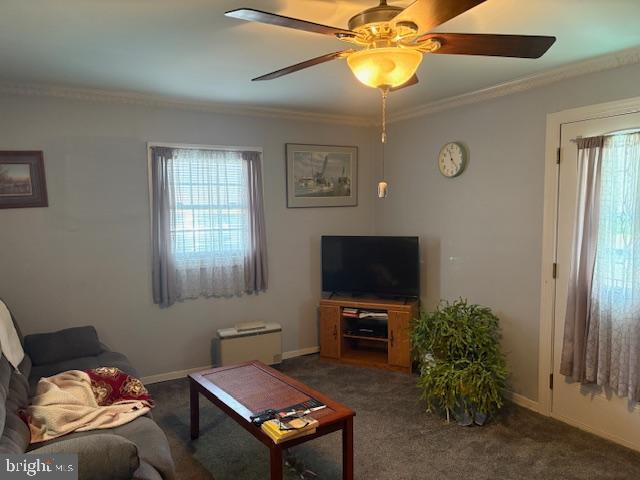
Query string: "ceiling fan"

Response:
xmin=225 ymin=0 xmax=557 ymax=91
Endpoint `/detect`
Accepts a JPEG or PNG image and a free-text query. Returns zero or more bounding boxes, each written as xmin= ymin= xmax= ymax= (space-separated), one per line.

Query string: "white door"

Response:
xmin=554 ymin=111 xmax=640 ymax=451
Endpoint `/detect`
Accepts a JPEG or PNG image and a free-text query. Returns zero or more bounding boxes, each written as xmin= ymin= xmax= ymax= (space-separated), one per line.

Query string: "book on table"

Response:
xmin=261 ymin=415 xmax=319 ymax=444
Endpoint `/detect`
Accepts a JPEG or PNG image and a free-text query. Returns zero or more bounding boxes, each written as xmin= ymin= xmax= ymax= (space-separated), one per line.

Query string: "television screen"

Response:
xmin=321 ymin=236 xmax=420 ymax=298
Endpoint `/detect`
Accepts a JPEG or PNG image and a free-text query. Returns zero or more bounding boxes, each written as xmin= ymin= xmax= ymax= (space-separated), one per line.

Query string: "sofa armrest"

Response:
xmin=30 ymin=434 xmax=140 ymax=480
xmin=24 ymin=326 xmax=103 ymax=366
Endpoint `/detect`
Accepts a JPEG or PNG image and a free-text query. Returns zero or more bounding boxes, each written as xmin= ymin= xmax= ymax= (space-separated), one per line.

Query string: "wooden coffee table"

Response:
xmin=189 ymin=361 xmax=355 ymax=479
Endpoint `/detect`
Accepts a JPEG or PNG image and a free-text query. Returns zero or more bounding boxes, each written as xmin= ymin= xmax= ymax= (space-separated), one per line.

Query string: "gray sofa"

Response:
xmin=0 ymin=308 xmax=175 ymax=480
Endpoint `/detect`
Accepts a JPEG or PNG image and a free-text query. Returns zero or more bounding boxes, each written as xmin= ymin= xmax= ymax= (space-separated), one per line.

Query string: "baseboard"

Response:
xmin=141 ymin=365 xmax=213 ymax=385
xmin=141 ymin=346 xmax=320 ymax=384
xmin=551 ymin=411 xmax=640 ymax=452
xmin=282 ymin=346 xmax=320 ymax=360
xmin=504 ymin=390 xmax=541 ymax=413
xmin=504 ymin=392 xmax=640 ymax=451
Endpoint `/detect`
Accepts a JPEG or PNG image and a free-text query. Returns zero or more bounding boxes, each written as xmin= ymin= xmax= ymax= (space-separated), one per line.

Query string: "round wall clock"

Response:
xmin=438 ymin=142 xmax=467 ymax=178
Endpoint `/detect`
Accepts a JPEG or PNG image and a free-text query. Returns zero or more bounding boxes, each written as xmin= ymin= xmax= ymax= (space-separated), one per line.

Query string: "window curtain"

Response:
xmin=243 ymin=151 xmax=268 ymax=293
xmin=585 ymin=133 xmax=640 ymax=401
xmin=151 ymin=147 xmax=268 ymax=307
xmin=151 ymin=147 xmax=178 ymax=307
xmin=561 ymin=133 xmax=640 ymax=401
xmin=560 ymin=136 xmax=605 ymax=381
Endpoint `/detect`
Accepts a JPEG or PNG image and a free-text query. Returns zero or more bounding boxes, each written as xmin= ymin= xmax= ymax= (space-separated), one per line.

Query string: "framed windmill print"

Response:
xmin=286 ymin=144 xmax=358 ymax=208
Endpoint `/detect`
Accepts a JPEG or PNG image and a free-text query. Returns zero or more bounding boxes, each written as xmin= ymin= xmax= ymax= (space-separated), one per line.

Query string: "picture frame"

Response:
xmin=286 ymin=143 xmax=358 ymax=208
xmin=0 ymin=151 xmax=48 ymax=209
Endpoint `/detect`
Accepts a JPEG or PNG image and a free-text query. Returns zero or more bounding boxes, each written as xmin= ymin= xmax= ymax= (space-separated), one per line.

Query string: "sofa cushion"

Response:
xmin=28 ymin=350 xmax=138 ymax=392
xmin=0 ymin=367 xmax=30 ymax=454
xmin=29 ymin=433 xmax=140 ymax=480
xmin=0 ymin=409 xmax=30 ymax=454
xmin=29 ymin=417 xmax=175 ymax=480
xmin=133 ymin=461 xmax=164 ymax=480
xmin=111 ymin=417 xmax=175 ymax=480
xmin=18 ymin=356 xmax=31 ymax=379
xmin=25 ymin=326 xmax=102 ymax=366
xmin=0 ymin=356 xmax=12 ymax=434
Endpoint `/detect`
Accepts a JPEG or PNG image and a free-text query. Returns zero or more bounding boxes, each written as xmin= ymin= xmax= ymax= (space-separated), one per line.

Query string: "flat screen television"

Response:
xmin=321 ymin=235 xmax=420 ymax=299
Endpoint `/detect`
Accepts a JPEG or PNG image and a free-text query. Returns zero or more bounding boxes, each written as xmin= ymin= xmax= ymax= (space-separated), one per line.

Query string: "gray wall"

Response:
xmin=375 ymin=62 xmax=640 ymax=400
xmin=2 ymin=61 xmax=639 ymax=398
xmin=0 ymin=95 xmax=375 ymax=377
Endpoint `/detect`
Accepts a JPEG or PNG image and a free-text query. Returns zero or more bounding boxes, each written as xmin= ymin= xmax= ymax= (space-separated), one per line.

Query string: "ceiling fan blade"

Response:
xmin=390 ymin=74 xmax=419 ymax=92
xmin=225 ymin=8 xmax=354 ymax=37
xmin=252 ymin=50 xmax=354 ymax=81
xmin=392 ymin=0 xmax=488 ymax=34
xmin=419 ymin=33 xmax=556 ymax=58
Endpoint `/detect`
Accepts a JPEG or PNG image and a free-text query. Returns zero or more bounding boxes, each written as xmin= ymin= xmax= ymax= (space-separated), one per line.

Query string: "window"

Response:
xmin=150 ymin=145 xmax=268 ymax=307
xmin=169 ymin=149 xmax=249 ymax=265
xmin=592 ymin=133 xmax=640 ymax=304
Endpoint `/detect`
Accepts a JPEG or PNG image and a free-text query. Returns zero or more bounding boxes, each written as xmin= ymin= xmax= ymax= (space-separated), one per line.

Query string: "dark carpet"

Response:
xmin=148 ymin=355 xmax=640 ymax=479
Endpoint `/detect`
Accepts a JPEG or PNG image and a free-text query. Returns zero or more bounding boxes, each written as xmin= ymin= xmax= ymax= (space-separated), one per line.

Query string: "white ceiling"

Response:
xmin=1 ymin=0 xmax=640 ymax=117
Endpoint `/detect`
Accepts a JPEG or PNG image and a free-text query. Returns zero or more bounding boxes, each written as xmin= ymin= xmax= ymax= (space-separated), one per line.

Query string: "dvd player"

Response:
xmin=344 ymin=317 xmax=388 ymax=339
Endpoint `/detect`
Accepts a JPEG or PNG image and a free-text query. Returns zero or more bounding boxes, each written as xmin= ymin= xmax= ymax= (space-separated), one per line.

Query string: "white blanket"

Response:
xmin=27 ymin=370 xmax=151 ymax=443
xmin=0 ymin=300 xmax=25 ymax=370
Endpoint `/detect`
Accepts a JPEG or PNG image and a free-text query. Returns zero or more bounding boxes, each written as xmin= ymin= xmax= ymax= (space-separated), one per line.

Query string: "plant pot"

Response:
xmin=452 ymin=397 xmax=488 ymax=426
xmin=452 ymin=405 xmax=473 ymax=426
xmin=474 ymin=411 xmax=488 ymax=426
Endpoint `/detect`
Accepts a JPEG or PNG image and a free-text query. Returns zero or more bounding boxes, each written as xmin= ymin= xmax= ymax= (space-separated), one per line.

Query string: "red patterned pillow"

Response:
xmin=86 ymin=367 xmax=154 ymax=408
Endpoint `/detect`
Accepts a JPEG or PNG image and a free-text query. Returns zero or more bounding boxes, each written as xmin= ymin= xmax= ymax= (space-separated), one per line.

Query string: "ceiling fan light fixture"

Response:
xmin=347 ymin=47 xmax=422 ymax=89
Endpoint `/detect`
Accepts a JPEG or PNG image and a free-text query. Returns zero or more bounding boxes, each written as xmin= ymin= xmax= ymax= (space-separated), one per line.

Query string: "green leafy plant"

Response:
xmin=411 ymin=299 xmax=508 ymax=423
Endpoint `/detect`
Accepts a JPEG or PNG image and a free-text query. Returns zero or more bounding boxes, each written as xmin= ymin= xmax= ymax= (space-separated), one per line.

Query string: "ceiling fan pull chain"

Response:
xmin=381 ymin=133 xmax=385 ymax=179
xmin=378 ymin=142 xmax=388 ymax=198
xmin=381 ymin=87 xmax=388 ymax=144
xmin=378 ymin=87 xmax=389 ymax=199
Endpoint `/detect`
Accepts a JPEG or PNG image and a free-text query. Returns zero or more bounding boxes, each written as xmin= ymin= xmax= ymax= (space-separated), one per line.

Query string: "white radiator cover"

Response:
xmin=216 ymin=322 xmax=282 ymax=366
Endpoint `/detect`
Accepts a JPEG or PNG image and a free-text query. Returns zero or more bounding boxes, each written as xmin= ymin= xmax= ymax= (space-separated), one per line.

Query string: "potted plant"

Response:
xmin=411 ymin=299 xmax=508 ymax=425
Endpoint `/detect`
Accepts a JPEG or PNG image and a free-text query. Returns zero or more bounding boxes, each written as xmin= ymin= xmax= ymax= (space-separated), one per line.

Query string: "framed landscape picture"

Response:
xmin=286 ymin=144 xmax=358 ymax=208
xmin=0 ymin=151 xmax=48 ymax=209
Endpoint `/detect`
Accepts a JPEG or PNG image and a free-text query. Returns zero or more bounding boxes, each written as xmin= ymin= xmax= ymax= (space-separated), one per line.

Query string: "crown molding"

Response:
xmin=2 ymin=46 xmax=639 ymax=128
xmin=0 ymin=82 xmax=374 ymax=128
xmin=389 ymin=46 xmax=640 ymax=124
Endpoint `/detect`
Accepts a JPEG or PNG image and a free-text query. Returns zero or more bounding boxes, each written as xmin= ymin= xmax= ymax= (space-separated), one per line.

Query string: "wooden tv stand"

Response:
xmin=318 ymin=296 xmax=419 ymax=373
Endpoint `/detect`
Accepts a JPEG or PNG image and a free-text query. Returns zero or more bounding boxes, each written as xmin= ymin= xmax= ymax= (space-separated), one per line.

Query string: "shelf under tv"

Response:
xmin=319 ymin=296 xmax=419 ymax=373
xmin=340 ymin=345 xmax=389 ymax=370
xmin=342 ymin=333 xmax=389 ymax=343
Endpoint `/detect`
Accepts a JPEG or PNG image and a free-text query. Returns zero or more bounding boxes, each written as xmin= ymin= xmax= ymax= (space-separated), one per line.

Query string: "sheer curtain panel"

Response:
xmin=586 ymin=133 xmax=640 ymax=401
xmin=151 ymin=146 xmax=268 ymax=307
xmin=561 ymin=133 xmax=640 ymax=402
xmin=560 ymin=136 xmax=604 ymax=381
